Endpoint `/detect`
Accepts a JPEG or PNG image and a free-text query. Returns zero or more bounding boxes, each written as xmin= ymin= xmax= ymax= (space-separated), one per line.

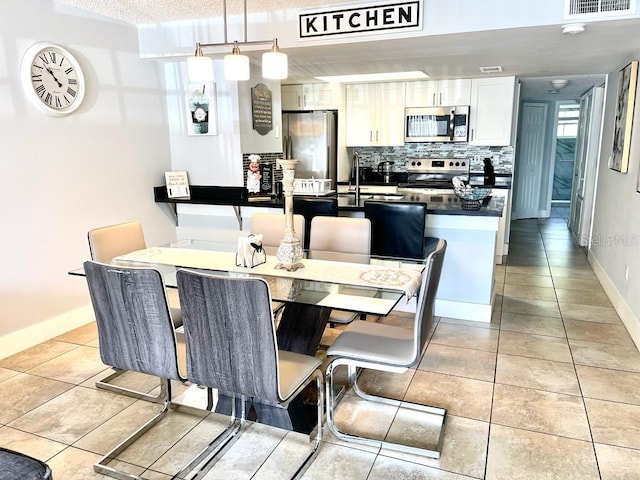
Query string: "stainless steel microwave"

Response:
xmin=405 ymin=105 xmax=470 ymax=142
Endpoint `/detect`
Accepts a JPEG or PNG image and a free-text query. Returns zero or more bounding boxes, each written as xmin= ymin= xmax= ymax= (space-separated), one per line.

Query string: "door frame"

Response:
xmin=544 ymin=100 xmax=580 ymax=217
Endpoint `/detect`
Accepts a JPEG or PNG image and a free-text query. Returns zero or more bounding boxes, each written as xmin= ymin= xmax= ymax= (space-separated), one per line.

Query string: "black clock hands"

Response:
xmin=44 ymin=65 xmax=63 ymax=88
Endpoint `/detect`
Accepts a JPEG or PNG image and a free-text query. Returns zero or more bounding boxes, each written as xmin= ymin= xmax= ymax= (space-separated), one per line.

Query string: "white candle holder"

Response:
xmin=275 ymin=158 xmax=304 ymax=271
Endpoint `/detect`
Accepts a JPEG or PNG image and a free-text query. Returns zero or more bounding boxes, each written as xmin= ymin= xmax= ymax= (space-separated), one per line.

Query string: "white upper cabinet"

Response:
xmin=469 ymin=76 xmax=517 ymax=146
xmin=346 ymin=82 xmax=405 ymax=147
xmin=281 ymin=83 xmax=339 ymax=110
xmin=405 ymin=79 xmax=471 ymax=107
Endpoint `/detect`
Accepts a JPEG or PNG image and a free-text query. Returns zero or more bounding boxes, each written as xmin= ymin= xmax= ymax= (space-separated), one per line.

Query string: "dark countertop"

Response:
xmin=339 ymin=173 xmax=512 ymax=190
xmin=337 ymin=193 xmax=504 ymax=216
xmin=154 ymin=186 xmax=503 ymax=217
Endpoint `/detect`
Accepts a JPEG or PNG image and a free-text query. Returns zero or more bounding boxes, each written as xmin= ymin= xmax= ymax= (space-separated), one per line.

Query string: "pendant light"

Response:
xmin=224 ymin=41 xmax=250 ymax=81
xmin=187 ymin=43 xmax=214 ymax=83
xmin=187 ymin=0 xmax=287 ymax=82
xmin=262 ymin=39 xmax=288 ymax=80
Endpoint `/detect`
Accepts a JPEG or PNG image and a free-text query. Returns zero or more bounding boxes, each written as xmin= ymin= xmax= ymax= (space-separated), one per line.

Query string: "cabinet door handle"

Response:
xmin=376 ymin=130 xmax=379 ymax=142
xmin=439 ymin=92 xmax=443 ymax=105
xmin=470 ymin=128 xmax=474 ymax=141
xmin=432 ymin=93 xmax=436 ymax=106
xmin=370 ymin=130 xmax=373 ymax=142
xmin=303 ymin=95 xmax=307 ymax=107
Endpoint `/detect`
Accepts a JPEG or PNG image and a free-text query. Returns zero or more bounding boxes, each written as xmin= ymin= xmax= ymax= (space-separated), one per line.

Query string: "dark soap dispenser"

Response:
xmin=483 ymin=158 xmax=496 ymax=186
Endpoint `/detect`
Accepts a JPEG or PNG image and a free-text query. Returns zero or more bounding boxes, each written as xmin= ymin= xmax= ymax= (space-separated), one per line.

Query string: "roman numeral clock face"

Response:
xmin=21 ymin=42 xmax=85 ymax=117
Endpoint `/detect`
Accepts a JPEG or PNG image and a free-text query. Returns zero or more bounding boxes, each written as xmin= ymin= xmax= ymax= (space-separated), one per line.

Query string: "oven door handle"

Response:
xmin=449 ymin=110 xmax=455 ymax=141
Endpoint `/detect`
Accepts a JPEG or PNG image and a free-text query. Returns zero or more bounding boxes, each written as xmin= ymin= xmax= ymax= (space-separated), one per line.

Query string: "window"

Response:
xmin=557 ymin=103 xmax=580 ymax=138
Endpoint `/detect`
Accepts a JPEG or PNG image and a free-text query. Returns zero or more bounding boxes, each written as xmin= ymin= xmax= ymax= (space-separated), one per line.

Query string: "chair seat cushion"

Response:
xmin=328 ymin=309 xmax=359 ymax=324
xmin=327 ymin=321 xmax=415 ymax=366
xmin=278 ymin=350 xmax=322 ymax=401
xmin=0 ymin=448 xmax=52 ymax=480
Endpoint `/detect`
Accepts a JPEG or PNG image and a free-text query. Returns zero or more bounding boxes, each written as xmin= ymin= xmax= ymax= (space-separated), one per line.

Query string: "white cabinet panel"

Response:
xmin=469 ymin=76 xmax=516 ymax=146
xmin=406 ymin=79 xmax=471 ymax=107
xmin=346 ymin=82 xmax=405 ymax=146
xmin=281 ymin=83 xmax=339 ymax=110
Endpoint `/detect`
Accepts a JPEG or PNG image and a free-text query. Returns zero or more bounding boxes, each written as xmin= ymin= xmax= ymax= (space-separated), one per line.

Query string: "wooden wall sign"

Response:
xmin=251 ymin=83 xmax=273 ymax=135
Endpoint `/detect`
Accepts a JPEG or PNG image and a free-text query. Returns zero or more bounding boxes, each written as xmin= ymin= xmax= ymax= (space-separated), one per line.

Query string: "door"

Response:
xmin=569 ymin=85 xmax=605 ymax=245
xmin=512 ymin=102 xmax=548 ymax=219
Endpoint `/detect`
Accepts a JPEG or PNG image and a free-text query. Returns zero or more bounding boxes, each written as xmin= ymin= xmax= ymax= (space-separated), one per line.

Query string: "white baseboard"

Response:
xmin=588 ymin=252 xmax=640 ymax=351
xmin=0 ymin=305 xmax=95 ymax=360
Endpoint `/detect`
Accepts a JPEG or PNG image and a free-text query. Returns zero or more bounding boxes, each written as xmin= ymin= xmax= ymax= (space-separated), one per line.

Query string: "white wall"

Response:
xmin=0 ymin=0 xmax=175 ymax=357
xmin=589 ymin=61 xmax=640 ymax=348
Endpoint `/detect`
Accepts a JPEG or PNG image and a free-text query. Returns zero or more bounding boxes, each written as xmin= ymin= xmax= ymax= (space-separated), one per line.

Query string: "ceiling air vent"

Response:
xmin=565 ymin=0 xmax=637 ymax=17
xmin=479 ymin=66 xmax=503 ymax=74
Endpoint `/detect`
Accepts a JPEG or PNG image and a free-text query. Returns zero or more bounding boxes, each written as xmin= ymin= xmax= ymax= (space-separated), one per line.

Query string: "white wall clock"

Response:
xmin=20 ymin=42 xmax=86 ymax=117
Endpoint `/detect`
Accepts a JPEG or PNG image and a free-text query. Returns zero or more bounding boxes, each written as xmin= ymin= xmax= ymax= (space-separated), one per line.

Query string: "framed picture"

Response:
xmin=610 ymin=61 xmax=638 ymax=173
xmin=185 ymin=82 xmax=217 ymax=136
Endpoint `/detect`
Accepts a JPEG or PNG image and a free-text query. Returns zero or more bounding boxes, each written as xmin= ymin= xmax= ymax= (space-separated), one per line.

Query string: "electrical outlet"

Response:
xmin=625 ymin=265 xmax=630 ymax=281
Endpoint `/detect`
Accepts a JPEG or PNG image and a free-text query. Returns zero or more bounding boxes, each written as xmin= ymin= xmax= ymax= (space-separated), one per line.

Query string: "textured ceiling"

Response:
xmin=54 ymin=0 xmax=640 ymax=101
xmin=55 ymin=0 xmax=344 ymax=24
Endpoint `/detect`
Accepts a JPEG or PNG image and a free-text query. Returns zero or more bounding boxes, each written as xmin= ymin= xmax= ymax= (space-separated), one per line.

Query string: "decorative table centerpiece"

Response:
xmin=275 ymin=159 xmax=304 ymax=271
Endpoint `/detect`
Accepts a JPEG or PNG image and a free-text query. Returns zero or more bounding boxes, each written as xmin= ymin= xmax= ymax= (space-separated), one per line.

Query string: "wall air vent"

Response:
xmin=479 ymin=66 xmax=503 ymax=74
xmin=565 ymin=0 xmax=636 ymax=18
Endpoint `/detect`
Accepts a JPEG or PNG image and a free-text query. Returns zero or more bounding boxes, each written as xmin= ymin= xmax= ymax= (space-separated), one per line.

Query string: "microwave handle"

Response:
xmin=449 ymin=110 xmax=455 ymax=141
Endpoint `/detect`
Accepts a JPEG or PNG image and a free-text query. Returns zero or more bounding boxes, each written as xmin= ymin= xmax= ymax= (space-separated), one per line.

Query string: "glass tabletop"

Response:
xmin=71 ymin=239 xmax=427 ymax=316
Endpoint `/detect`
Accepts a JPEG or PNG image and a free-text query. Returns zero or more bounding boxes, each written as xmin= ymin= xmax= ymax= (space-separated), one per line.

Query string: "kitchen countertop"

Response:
xmin=154 ymin=186 xmax=504 ymax=217
xmin=337 ymin=192 xmax=504 ymax=216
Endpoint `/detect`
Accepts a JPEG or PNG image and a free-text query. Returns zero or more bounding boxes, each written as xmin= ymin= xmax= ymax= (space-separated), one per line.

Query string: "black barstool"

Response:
xmin=364 ymin=201 xmax=437 ymax=259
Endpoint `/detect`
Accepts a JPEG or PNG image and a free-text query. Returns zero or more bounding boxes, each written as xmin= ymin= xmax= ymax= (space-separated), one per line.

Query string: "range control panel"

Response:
xmin=407 ymin=158 xmax=468 ymax=173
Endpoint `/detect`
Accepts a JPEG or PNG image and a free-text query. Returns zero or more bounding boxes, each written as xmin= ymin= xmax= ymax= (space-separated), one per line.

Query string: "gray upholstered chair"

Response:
xmin=309 ymin=216 xmax=371 ymax=325
xmin=325 ymin=239 xmax=447 ymax=458
xmin=88 ymin=221 xmax=183 ymax=402
xmin=0 ymin=448 xmax=52 ymax=480
xmin=84 ymin=261 xmax=188 ymax=479
xmin=176 ymin=270 xmax=324 ymax=480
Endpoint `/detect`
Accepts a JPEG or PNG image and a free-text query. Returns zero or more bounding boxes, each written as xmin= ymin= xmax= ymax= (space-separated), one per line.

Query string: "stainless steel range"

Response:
xmin=403 ymin=158 xmax=469 ymax=190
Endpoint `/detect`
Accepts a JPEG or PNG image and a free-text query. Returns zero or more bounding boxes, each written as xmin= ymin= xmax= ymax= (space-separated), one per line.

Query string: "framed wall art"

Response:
xmin=610 ymin=60 xmax=638 ymax=173
xmin=186 ymin=82 xmax=218 ymax=136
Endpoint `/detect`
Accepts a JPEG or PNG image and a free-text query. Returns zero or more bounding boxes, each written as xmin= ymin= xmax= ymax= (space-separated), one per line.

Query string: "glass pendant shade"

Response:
xmin=224 ymin=52 xmax=250 ymax=81
xmin=187 ymin=55 xmax=214 ymax=83
xmin=262 ymin=50 xmax=288 ymax=79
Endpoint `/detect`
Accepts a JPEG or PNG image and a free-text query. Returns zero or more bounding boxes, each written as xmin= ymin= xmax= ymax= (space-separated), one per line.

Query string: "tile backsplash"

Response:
xmin=351 ymin=144 xmax=514 ymax=174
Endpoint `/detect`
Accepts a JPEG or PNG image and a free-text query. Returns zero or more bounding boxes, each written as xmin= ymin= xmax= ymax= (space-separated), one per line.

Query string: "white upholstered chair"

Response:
xmin=309 ymin=216 xmax=371 ymax=325
xmin=325 ymin=239 xmax=447 ymax=458
xmin=250 ymin=212 xmax=305 ymax=249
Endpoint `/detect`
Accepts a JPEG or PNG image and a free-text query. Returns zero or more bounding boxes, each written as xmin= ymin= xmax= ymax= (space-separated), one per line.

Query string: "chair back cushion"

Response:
xmin=364 ymin=201 xmax=427 ymax=259
xmin=88 ymin=221 xmax=146 ymax=263
xmin=414 ymin=239 xmax=447 ymax=355
xmin=83 ymin=261 xmax=182 ymax=381
xmin=177 ymin=271 xmax=281 ymax=403
xmin=309 ymin=217 xmax=371 ymax=255
xmin=0 ymin=447 xmax=52 ymax=480
xmin=251 ymin=213 xmax=305 ymax=249
xmin=293 ymin=197 xmax=338 ymax=250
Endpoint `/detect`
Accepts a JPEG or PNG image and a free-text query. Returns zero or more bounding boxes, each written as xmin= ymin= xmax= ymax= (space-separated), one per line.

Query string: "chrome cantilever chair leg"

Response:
xmin=326 ymin=359 xmax=447 ymax=459
xmin=96 ymin=369 xmax=166 ymax=403
xmin=94 ymin=379 xmax=173 ymax=480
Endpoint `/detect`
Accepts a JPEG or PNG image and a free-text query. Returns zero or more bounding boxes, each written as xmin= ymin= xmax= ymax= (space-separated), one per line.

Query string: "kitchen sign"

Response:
xmin=298 ymin=0 xmax=422 ymax=39
xmin=251 ymin=83 xmax=272 ymax=136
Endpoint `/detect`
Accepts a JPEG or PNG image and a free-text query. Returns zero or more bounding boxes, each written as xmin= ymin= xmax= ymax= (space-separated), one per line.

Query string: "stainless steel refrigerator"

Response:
xmin=282 ymin=111 xmax=337 ymax=189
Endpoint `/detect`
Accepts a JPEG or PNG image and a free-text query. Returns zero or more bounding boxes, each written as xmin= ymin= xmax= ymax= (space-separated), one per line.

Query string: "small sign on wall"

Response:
xmin=251 ymin=83 xmax=273 ymax=135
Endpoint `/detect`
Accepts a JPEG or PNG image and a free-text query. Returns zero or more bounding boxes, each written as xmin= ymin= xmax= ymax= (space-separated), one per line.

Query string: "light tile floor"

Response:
xmin=2 ymin=218 xmax=640 ymax=479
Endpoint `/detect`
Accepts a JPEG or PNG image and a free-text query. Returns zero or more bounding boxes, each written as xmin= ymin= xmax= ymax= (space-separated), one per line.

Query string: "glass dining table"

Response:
xmin=102 ymin=238 xmax=426 ymax=356
xmin=69 ymin=238 xmax=427 ymax=432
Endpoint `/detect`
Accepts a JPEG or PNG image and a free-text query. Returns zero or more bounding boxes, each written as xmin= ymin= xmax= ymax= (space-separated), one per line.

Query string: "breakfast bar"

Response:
xmin=154 ymin=186 xmax=503 ymax=323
